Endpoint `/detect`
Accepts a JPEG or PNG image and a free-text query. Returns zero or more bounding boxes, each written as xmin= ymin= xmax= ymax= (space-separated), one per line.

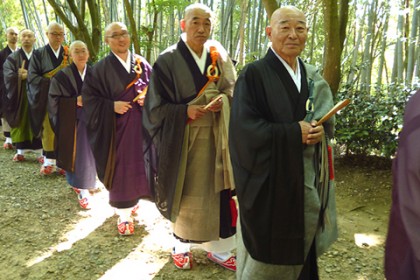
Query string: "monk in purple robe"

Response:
xmin=82 ymin=22 xmax=152 ymax=235
xmin=385 ymin=89 xmax=420 ymax=279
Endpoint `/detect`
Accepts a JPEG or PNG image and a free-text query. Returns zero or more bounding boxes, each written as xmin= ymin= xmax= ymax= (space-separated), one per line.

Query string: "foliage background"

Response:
xmin=0 ymin=0 xmax=419 ymax=157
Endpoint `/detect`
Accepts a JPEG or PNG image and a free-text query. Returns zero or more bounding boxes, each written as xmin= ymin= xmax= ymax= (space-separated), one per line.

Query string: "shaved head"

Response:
xmin=104 ymin=22 xmax=130 ymax=59
xmin=270 ymin=6 xmax=306 ymax=26
xmin=266 ymin=5 xmax=308 ymax=68
xmin=46 ymin=21 xmax=65 ymax=50
xmin=5 ymin=26 xmax=19 ymax=46
xmin=20 ymin=29 xmax=35 ymax=36
xmin=104 ymin=22 xmax=128 ymax=37
xmin=6 ymin=27 xmax=19 ymax=34
xmin=184 ymin=3 xmax=214 ymax=22
xmin=19 ymin=29 xmax=36 ymax=51
xmin=47 ymin=22 xmax=64 ymax=33
xmin=69 ymin=40 xmax=88 ymax=53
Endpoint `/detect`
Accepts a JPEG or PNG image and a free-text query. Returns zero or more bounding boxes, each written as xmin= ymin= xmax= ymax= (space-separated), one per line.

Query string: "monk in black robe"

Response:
xmin=49 ymin=40 xmax=97 ymax=210
xmin=82 ymin=22 xmax=152 ymax=235
xmin=230 ymin=6 xmax=337 ymax=279
xmin=27 ymin=22 xmax=69 ymax=175
xmin=1 ymin=27 xmax=19 ymax=149
xmin=3 ymin=29 xmax=43 ymax=162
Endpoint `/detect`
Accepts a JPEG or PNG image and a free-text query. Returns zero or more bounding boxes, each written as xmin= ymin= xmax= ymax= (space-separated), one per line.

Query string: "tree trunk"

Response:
xmin=47 ymin=0 xmax=101 ymax=62
xmin=238 ymin=0 xmax=248 ymax=67
xmin=262 ymin=0 xmax=279 ymax=19
xmin=405 ymin=0 xmax=419 ymax=86
xmin=144 ymin=0 xmax=158 ymax=62
xmin=391 ymin=1 xmax=405 ymax=84
xmin=359 ymin=0 xmax=377 ymax=92
xmin=322 ymin=0 xmax=349 ymax=95
xmin=19 ymin=0 xmax=30 ymax=29
xmin=346 ymin=2 xmax=366 ymax=88
xmin=376 ymin=8 xmax=390 ymax=86
xmin=308 ymin=10 xmax=318 ymax=64
xmin=123 ymin=0 xmax=140 ymax=54
xmin=32 ymin=0 xmax=48 ymax=44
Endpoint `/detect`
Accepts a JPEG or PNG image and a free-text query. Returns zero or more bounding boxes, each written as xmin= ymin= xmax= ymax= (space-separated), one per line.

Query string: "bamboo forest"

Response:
xmin=1 ymin=0 xmax=419 ymax=156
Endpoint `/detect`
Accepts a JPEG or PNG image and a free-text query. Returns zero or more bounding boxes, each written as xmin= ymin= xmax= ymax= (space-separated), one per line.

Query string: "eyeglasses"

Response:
xmin=106 ymin=32 xmax=130 ymax=39
xmin=73 ymin=50 xmax=88 ymax=56
xmin=49 ymin=32 xmax=65 ymax=37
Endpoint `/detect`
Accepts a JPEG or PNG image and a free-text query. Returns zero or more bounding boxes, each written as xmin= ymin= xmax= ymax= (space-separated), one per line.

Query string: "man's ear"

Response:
xmin=180 ymin=19 xmax=186 ymax=32
xmin=265 ymin=26 xmax=272 ymax=37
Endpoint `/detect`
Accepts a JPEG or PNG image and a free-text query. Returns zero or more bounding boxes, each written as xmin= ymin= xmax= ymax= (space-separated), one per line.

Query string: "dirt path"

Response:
xmin=0 ymin=138 xmax=391 ymax=279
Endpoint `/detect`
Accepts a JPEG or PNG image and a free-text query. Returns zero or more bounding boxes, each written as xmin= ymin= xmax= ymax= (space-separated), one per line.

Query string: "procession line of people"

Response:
xmin=0 ymin=4 xmax=345 ymax=278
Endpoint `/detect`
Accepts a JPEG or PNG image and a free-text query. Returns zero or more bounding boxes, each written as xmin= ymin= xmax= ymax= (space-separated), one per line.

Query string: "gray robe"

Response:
xmin=143 ymin=38 xmax=237 ymax=241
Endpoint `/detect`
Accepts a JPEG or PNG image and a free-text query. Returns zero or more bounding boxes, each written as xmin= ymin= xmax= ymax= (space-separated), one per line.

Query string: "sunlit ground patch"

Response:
xmin=26 ymin=189 xmax=114 ymax=267
xmin=100 ymin=200 xmax=173 ymax=280
xmin=25 ymin=185 xmax=174 ymax=279
xmin=354 ymin=233 xmax=384 ymax=248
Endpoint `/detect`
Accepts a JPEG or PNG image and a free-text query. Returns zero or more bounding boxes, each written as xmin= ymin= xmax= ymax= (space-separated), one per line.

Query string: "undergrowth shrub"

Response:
xmin=334 ymin=85 xmax=415 ymax=158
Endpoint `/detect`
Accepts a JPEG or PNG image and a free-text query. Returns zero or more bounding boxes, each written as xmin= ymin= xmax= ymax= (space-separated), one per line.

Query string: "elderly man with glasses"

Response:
xmin=27 ymin=22 xmax=69 ymax=175
xmin=82 ymin=22 xmax=153 ymax=235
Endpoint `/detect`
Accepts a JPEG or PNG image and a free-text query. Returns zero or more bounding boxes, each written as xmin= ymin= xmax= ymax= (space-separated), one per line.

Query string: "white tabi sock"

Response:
xmin=78 ymin=189 xmax=90 ymax=198
xmin=43 ymin=158 xmax=56 ymax=166
xmin=173 ymin=239 xmax=191 ymax=254
xmin=116 ymin=207 xmax=133 ymax=222
xmin=17 ymin=149 xmax=25 ymax=155
xmin=209 ymin=251 xmax=233 ymax=262
xmin=5 ymin=137 xmax=12 ymax=144
xmin=33 ymin=149 xmax=43 ymax=156
xmin=200 ymin=236 xmax=236 ymax=254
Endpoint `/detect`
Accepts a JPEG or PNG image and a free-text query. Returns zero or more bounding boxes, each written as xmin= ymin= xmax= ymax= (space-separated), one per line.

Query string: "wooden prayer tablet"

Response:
xmin=204 ymin=94 xmax=224 ymax=110
xmin=317 ymin=99 xmax=351 ymax=125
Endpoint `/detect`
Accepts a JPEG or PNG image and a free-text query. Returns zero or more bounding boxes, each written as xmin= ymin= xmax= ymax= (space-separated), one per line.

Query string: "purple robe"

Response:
xmin=82 ymin=52 xmax=152 ymax=208
xmin=110 ymin=84 xmax=149 ymax=206
xmin=385 ymin=90 xmax=420 ymax=279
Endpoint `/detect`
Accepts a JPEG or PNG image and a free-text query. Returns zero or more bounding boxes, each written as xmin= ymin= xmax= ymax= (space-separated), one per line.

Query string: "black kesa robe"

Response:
xmin=2 ymin=49 xmax=29 ymax=127
xmin=27 ymin=44 xmax=66 ymax=137
xmin=48 ymin=63 xmax=90 ymax=172
xmin=0 ymin=46 xmax=13 ymax=116
xmin=229 ymin=49 xmax=311 ymax=264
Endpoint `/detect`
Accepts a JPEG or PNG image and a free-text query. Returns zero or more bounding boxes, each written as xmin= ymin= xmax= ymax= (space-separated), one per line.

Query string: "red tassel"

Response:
xmin=230 ymin=198 xmax=238 ymax=227
xmin=328 ymin=145 xmax=334 ymax=180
